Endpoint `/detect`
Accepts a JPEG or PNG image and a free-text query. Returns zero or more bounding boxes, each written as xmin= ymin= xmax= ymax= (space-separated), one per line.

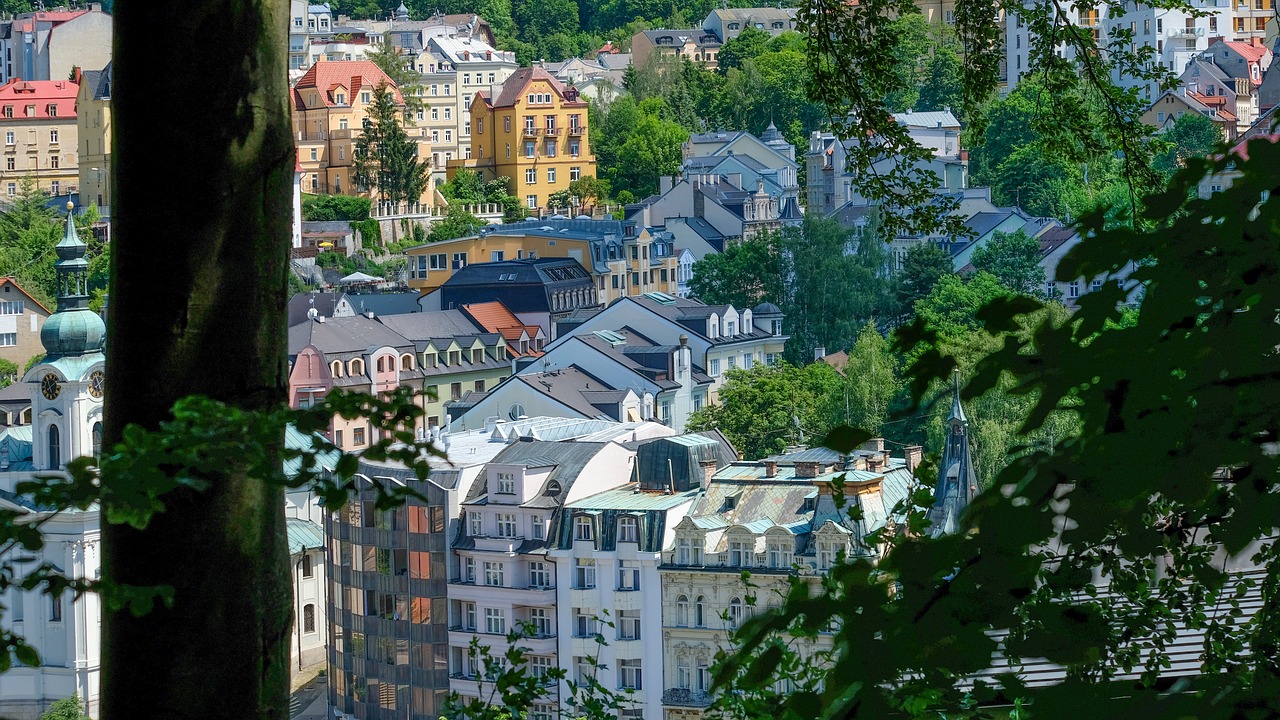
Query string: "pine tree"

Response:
xmin=352 ymin=82 xmax=430 ymax=242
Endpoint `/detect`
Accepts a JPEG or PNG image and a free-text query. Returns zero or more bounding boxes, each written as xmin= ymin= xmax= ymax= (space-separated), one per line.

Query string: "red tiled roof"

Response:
xmin=0 ymin=277 xmax=50 ymax=314
xmin=0 ymin=79 xmax=78 ymax=120
xmin=1223 ymin=40 xmax=1271 ymax=64
xmin=460 ymin=301 xmax=545 ymax=357
xmin=292 ymin=60 xmax=403 ymax=110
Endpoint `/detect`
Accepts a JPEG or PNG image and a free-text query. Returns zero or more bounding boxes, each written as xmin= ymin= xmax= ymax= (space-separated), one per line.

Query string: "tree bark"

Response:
xmin=102 ymin=2 xmax=293 ymax=718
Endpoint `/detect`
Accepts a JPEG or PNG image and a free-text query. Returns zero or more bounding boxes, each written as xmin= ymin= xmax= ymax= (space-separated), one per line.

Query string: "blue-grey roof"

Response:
xmin=287 ymin=518 xmax=325 ymax=554
xmin=347 ymin=293 xmax=421 ymax=317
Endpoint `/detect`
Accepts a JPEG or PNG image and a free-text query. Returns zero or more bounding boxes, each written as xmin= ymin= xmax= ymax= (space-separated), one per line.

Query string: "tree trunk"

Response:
xmin=102 ymin=2 xmax=293 ymax=718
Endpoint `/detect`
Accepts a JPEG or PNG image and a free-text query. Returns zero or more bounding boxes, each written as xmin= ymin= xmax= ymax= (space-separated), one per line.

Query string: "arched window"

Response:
xmin=675 ymin=595 xmax=689 ymax=627
xmin=91 ymin=422 xmax=102 ymax=458
xmin=330 ymin=360 xmax=343 ymax=378
xmin=303 ymin=603 xmax=316 ymax=633
xmin=400 ymin=354 xmax=414 ymax=370
xmin=694 ymin=595 xmax=707 ymax=628
xmin=349 ymin=358 xmax=364 ymax=375
xmin=728 ymin=597 xmax=743 ymax=628
xmin=376 ymin=357 xmax=385 ymax=372
xmin=47 ymin=424 xmax=60 ymax=470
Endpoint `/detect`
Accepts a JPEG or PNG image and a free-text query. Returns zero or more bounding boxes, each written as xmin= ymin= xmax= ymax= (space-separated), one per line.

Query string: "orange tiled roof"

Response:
xmin=1223 ymin=40 xmax=1271 ymax=65
xmin=461 ymin=301 xmax=544 ymax=357
xmin=0 ymin=79 xmax=78 ymax=120
xmin=483 ymin=67 xmax=584 ymax=110
xmin=292 ymin=60 xmax=403 ymax=110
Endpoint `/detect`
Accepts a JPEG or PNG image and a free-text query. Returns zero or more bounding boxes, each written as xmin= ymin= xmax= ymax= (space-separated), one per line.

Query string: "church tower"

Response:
xmin=25 ymin=203 xmax=107 ymax=471
xmin=928 ymin=371 xmax=977 ymax=536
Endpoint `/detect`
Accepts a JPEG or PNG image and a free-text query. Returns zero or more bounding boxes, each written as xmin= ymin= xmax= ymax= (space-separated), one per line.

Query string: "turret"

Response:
xmin=928 ymin=370 xmax=977 ymax=536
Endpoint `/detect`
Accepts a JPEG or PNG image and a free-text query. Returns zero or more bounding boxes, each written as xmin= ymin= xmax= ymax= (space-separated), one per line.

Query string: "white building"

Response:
xmin=550 ymin=433 xmax=733 ymax=720
xmin=0 ymin=5 xmax=113 ymax=86
xmin=445 ymin=422 xmax=673 ymax=712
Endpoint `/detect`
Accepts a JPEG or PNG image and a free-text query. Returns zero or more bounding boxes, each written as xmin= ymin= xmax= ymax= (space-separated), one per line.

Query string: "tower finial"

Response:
xmin=948 ymin=368 xmax=967 ymax=424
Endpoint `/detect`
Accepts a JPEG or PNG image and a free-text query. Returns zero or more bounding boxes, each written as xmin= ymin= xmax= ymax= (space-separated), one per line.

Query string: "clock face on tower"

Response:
xmin=40 ymin=373 xmax=61 ymax=400
xmin=88 ymin=370 xmax=105 ymax=399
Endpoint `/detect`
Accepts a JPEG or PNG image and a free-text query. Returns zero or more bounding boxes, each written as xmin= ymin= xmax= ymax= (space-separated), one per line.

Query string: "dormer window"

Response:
xmin=496 ymin=472 xmax=515 ymax=495
xmin=335 ymin=93 xmax=345 ymax=104
xmin=728 ymin=539 xmax=752 ymax=567
xmin=330 ymin=360 xmax=343 ymax=378
xmin=728 ymin=22 xmax=740 ymax=29
xmin=618 ymin=516 xmax=638 ymax=543
xmin=767 ymin=540 xmax=793 ymax=569
xmin=574 ymin=515 xmax=593 ymax=541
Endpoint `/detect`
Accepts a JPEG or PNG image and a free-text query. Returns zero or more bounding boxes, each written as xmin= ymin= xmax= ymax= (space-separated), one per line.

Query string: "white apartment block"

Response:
xmin=1004 ymin=0 xmax=1238 ymax=99
xmin=446 ymin=425 xmax=673 ymax=711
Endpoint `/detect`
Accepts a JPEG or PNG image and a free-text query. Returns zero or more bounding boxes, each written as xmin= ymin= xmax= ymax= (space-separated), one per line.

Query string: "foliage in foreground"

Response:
xmin=717 ymin=129 xmax=1280 ymax=719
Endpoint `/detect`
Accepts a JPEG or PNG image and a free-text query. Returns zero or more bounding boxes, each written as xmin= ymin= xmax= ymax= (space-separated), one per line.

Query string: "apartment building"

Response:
xmin=659 ymin=444 xmax=917 ymax=720
xmin=0 ymin=277 xmax=49 ymax=371
xmin=445 ymin=424 xmax=674 ymax=708
xmin=291 ymin=60 xmax=432 ymax=203
xmin=553 ymin=293 xmax=788 ymax=401
xmin=75 ymin=63 xmax=110 ymax=213
xmin=0 ymin=78 xmax=78 ymax=199
xmin=701 ymin=7 xmax=798 ymax=42
xmin=632 ymin=30 xmax=723 ymax=70
xmin=457 ymin=67 xmax=596 ymax=213
xmin=412 ymin=33 xmax=518 ymax=187
xmin=405 ymin=218 xmax=680 ymax=304
xmin=0 ymin=5 xmax=112 ymax=85
xmin=549 ymin=434 xmax=734 ymax=720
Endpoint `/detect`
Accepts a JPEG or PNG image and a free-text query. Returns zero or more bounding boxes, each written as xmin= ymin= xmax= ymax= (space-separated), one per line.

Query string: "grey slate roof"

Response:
xmin=377 ymin=309 xmax=488 ymax=345
xmin=346 ymin=293 xmax=421 ymax=317
xmin=288 ymin=314 xmax=414 ymax=358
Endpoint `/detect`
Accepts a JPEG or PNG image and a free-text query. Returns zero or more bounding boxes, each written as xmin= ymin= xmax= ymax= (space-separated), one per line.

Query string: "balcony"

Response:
xmin=543 ymin=127 xmax=561 ymax=136
xmin=662 ymin=689 xmax=712 ymax=708
xmin=1169 ymin=27 xmax=1205 ymax=38
xmin=523 ymin=127 xmax=539 ymax=137
xmin=473 ymin=535 xmax=523 ymax=553
xmin=567 ymin=126 xmax=585 ymax=136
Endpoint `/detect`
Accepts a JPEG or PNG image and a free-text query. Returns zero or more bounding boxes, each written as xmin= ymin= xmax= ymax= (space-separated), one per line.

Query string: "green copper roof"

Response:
xmin=41 ymin=204 xmax=106 ymax=360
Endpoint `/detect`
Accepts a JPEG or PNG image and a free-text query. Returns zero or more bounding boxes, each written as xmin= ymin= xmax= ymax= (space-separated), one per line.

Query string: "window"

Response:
xmin=526 ymin=195 xmax=537 ymax=208
xmin=618 ymin=560 xmax=639 ymax=591
xmin=49 ymin=180 xmax=59 ymax=195
xmin=46 ymin=104 xmax=56 ymax=118
xmin=574 ymin=516 xmax=593 ymax=541
xmin=0 ymin=333 xmax=13 ymax=347
xmin=570 ymin=166 xmax=581 ymax=182
xmin=676 ymin=595 xmax=689 ymax=626
xmin=445 ymin=107 xmax=452 ymax=120
xmin=1069 ymin=281 xmax=1080 ymax=298
xmin=617 ymin=516 xmax=638 ymax=543
xmin=496 ymin=513 xmax=517 ymax=537
xmin=767 ymin=541 xmax=792 ymax=569
xmin=530 ymin=655 xmax=553 ymax=681
xmin=303 ymin=603 xmax=316 ymax=633
xmin=444 ymin=129 xmax=453 ymax=142
xmin=47 ymin=425 xmax=60 ymax=469
xmin=50 ymin=593 xmax=62 ymax=622
xmin=677 ymin=538 xmax=691 ymax=564
xmin=352 ymin=426 xmax=366 ymax=446
xmin=484 ymin=561 xmax=505 ymax=587
xmin=497 ymin=472 xmax=515 ymax=494
xmin=1091 ymin=279 xmax=1103 ymax=292
xmin=694 ymin=596 xmax=707 ymax=627
xmin=1 ymin=106 xmax=9 ymax=118
xmin=525 ymin=168 xmax=537 ymax=184
xmin=4 ymin=131 xmax=12 ymax=145
xmin=620 ymin=659 xmax=642 ymax=689
xmin=575 ymin=611 xmax=597 ymax=637
xmin=450 ymin=382 xmax=462 ymax=400
xmin=524 ymin=140 xmax=536 ymax=158
xmin=5 ymin=183 xmax=12 ymax=197
xmin=49 ymin=129 xmax=58 ymax=143
xmin=709 ymin=358 xmax=721 ymax=377
xmin=818 ymin=541 xmax=834 ymax=570
xmin=530 ymin=607 xmax=552 ymax=636
xmin=729 ymin=540 xmax=750 ymax=567
xmin=301 ymin=552 xmax=314 ymax=578
xmin=469 ymin=512 xmax=483 ymax=536
xmin=677 ymin=656 xmax=691 ymax=689
xmin=4 ymin=157 xmax=12 ymax=171
xmin=575 ymin=559 xmax=596 ymax=589
xmin=547 ymin=168 xmax=556 ymax=183
xmin=529 ymin=561 xmax=551 ymax=589
xmin=531 ymin=517 xmax=545 ymax=540
xmin=463 ymin=556 xmax=476 ymax=582
xmin=92 ymin=423 xmax=102 ymax=458
xmin=727 ymin=597 xmax=743 ymax=628
xmin=485 ymin=607 xmax=506 ymax=634
xmin=546 ymin=140 xmax=557 ymax=158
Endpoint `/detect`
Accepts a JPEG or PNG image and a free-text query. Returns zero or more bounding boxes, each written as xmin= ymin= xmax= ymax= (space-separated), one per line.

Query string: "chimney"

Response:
xmin=762 ymin=459 xmax=778 ymax=478
xmin=795 ymin=461 xmax=821 ymax=479
xmin=813 ymin=346 xmax=826 ymax=361
xmin=861 ymin=437 xmax=885 ymax=453
xmin=867 ymin=455 xmax=883 ymax=472
xmin=904 ymin=445 xmax=923 ymax=474
xmin=699 ymin=459 xmax=717 ymax=488
xmin=1252 ymin=37 xmax=1263 ymax=47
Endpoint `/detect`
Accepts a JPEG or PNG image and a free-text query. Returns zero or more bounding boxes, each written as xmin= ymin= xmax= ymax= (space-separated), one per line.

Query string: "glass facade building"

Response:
xmin=327 ymin=461 xmax=453 ymax=720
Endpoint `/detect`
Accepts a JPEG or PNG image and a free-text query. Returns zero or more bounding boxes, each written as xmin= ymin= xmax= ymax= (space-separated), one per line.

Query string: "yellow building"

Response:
xmin=405 ymin=218 xmax=680 ymax=303
xmin=76 ymin=64 xmax=111 ymax=212
xmin=452 ymin=67 xmax=596 ymax=213
xmin=0 ymin=78 xmax=79 ymax=200
xmin=291 ymin=60 xmax=432 ymax=204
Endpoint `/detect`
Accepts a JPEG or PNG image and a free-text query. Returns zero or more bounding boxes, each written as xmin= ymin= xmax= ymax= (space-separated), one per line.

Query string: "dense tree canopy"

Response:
xmin=970 ymin=229 xmax=1047 ymax=296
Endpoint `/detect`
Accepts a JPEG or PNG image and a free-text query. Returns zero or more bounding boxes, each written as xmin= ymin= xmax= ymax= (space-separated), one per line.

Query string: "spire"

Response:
xmin=39 ymin=204 xmax=106 ymax=359
xmin=928 ymin=369 xmax=977 ymax=537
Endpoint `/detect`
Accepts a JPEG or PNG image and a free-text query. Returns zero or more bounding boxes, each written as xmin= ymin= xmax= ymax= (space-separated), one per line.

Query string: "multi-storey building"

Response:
xmin=405 ymin=219 xmax=680 ymax=303
xmin=292 ymin=60 xmax=433 ymax=204
xmin=550 ymin=433 xmax=734 ymax=720
xmin=0 ymin=277 xmax=50 ymax=371
xmin=75 ymin=63 xmax=110 ymax=214
xmin=444 ymin=422 xmax=673 ymax=708
xmin=0 ymin=6 xmax=112 ymax=86
xmin=0 ymin=78 xmax=78 ymax=200
xmin=288 ymin=308 xmax=515 ymax=440
xmin=659 ymin=443 xmax=918 ymax=720
xmin=631 ymin=30 xmax=723 ymax=70
xmin=456 ymin=67 xmax=596 ymax=213
xmin=553 ymin=293 xmax=788 ymax=402
xmin=412 ymin=33 xmax=519 ymax=187
xmin=701 ymin=8 xmax=798 ymax=42
xmin=289 ymin=2 xmax=335 ymax=75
